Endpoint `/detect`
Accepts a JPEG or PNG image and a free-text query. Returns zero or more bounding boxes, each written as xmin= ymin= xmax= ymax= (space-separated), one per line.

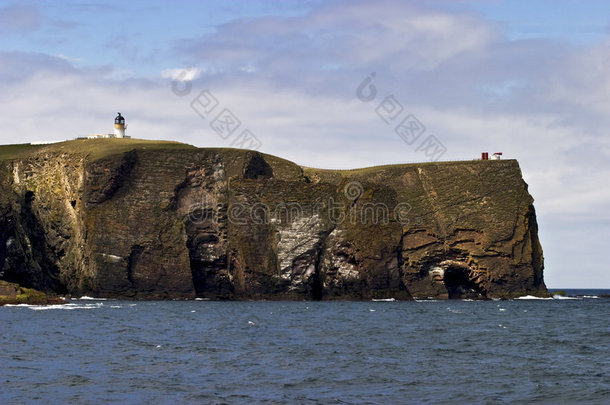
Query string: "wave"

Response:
xmin=34 ymin=303 xmax=105 ymax=310
xmin=76 ymin=296 xmax=107 ymax=300
xmin=515 ymin=294 xmax=589 ymax=300
xmin=4 ymin=302 xmax=105 ymax=310
xmin=371 ymin=298 xmax=396 ymax=302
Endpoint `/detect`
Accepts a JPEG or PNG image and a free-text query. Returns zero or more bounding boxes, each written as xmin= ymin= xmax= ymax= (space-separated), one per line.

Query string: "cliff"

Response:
xmin=0 ymin=139 xmax=548 ymax=300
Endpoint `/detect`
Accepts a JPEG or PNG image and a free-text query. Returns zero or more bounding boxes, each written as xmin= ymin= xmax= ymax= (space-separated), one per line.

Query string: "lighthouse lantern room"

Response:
xmin=114 ymin=112 xmax=126 ymax=138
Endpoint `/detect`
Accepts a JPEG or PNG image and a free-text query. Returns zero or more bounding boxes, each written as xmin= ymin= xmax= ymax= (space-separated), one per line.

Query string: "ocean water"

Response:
xmin=1 ymin=292 xmax=609 ymax=404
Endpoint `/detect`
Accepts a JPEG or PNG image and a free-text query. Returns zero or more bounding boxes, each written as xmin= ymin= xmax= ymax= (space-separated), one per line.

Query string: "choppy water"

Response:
xmin=1 ymin=291 xmax=609 ymax=404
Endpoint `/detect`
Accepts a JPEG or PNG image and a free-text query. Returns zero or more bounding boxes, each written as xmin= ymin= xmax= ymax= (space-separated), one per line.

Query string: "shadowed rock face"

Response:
xmin=0 ymin=141 xmax=549 ymax=300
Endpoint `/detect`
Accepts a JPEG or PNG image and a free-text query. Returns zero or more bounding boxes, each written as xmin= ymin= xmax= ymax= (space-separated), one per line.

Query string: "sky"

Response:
xmin=1 ymin=0 xmax=609 ymax=288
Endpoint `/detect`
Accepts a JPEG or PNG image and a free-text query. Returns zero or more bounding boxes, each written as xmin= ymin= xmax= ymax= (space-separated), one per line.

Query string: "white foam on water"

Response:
xmin=28 ymin=302 xmax=105 ymax=310
xmin=552 ymin=295 xmax=580 ymax=300
xmin=372 ymin=298 xmax=396 ymax=302
xmin=29 ymin=304 xmax=78 ymax=311
xmin=499 ymin=308 xmax=507 ymax=311
xmin=77 ymin=296 xmax=107 ymax=300
xmin=582 ymin=295 xmax=599 ymax=299
xmin=4 ymin=304 xmax=80 ymax=310
xmin=3 ymin=303 xmax=102 ymax=310
xmin=515 ymin=295 xmax=553 ymax=300
xmin=415 ymin=299 xmax=438 ymax=302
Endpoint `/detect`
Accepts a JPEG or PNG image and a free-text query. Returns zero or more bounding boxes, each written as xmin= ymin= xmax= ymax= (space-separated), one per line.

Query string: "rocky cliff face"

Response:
xmin=0 ymin=140 xmax=548 ymax=300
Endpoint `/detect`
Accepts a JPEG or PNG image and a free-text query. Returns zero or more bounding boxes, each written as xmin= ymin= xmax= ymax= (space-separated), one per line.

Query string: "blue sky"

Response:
xmin=1 ymin=0 xmax=609 ymax=287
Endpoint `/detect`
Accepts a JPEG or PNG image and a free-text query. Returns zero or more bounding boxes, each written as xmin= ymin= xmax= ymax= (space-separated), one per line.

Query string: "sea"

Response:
xmin=1 ymin=289 xmax=609 ymax=404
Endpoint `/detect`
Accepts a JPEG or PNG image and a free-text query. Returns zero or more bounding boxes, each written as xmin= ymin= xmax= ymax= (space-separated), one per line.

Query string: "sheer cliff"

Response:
xmin=0 ymin=139 xmax=548 ymax=300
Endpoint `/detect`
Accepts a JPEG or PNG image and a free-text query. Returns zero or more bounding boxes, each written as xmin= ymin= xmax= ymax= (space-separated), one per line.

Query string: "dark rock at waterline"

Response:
xmin=0 ymin=279 xmax=65 ymax=305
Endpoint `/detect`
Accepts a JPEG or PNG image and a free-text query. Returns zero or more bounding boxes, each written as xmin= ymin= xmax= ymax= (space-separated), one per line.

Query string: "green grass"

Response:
xmin=303 ymin=159 xmax=517 ymax=177
xmin=1 ymin=138 xmax=516 ymax=172
xmin=0 ymin=138 xmax=197 ymax=162
xmin=0 ymin=143 xmax=46 ymax=161
xmin=42 ymin=138 xmax=197 ymax=161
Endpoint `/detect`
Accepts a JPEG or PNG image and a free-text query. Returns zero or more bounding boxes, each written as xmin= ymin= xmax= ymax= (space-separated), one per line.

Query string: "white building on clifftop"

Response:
xmin=85 ymin=113 xmax=129 ymax=139
xmin=114 ymin=112 xmax=126 ymax=138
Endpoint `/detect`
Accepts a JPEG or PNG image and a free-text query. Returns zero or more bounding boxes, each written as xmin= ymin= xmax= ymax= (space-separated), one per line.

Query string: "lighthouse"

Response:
xmin=114 ymin=112 xmax=126 ymax=138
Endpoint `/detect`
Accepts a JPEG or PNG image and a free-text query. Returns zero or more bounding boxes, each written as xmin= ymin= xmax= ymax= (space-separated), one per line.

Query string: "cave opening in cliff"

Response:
xmin=444 ymin=266 xmax=486 ymax=299
xmin=189 ymin=254 xmax=233 ymax=299
xmin=310 ymin=269 xmax=323 ymax=300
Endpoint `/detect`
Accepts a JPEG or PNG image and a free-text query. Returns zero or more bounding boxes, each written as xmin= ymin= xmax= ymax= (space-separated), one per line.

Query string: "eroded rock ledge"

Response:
xmin=0 ymin=140 xmax=549 ymax=300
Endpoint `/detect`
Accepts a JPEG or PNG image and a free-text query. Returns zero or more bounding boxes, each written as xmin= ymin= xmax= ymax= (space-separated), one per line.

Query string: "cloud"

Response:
xmin=0 ymin=4 xmax=43 ymax=34
xmin=169 ymin=0 xmax=609 ymax=136
xmin=175 ymin=1 xmax=499 ymax=82
xmin=0 ymin=51 xmax=78 ymax=83
xmin=161 ymin=67 xmax=202 ymax=82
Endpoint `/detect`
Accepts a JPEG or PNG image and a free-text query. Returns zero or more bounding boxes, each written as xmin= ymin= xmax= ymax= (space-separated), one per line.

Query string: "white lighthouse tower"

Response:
xmin=114 ymin=112 xmax=126 ymax=138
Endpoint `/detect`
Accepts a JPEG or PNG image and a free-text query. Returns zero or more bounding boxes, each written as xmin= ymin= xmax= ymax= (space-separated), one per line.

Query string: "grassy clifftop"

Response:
xmin=1 ymin=137 xmax=507 ymax=170
xmin=0 ymin=139 xmax=196 ymax=162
